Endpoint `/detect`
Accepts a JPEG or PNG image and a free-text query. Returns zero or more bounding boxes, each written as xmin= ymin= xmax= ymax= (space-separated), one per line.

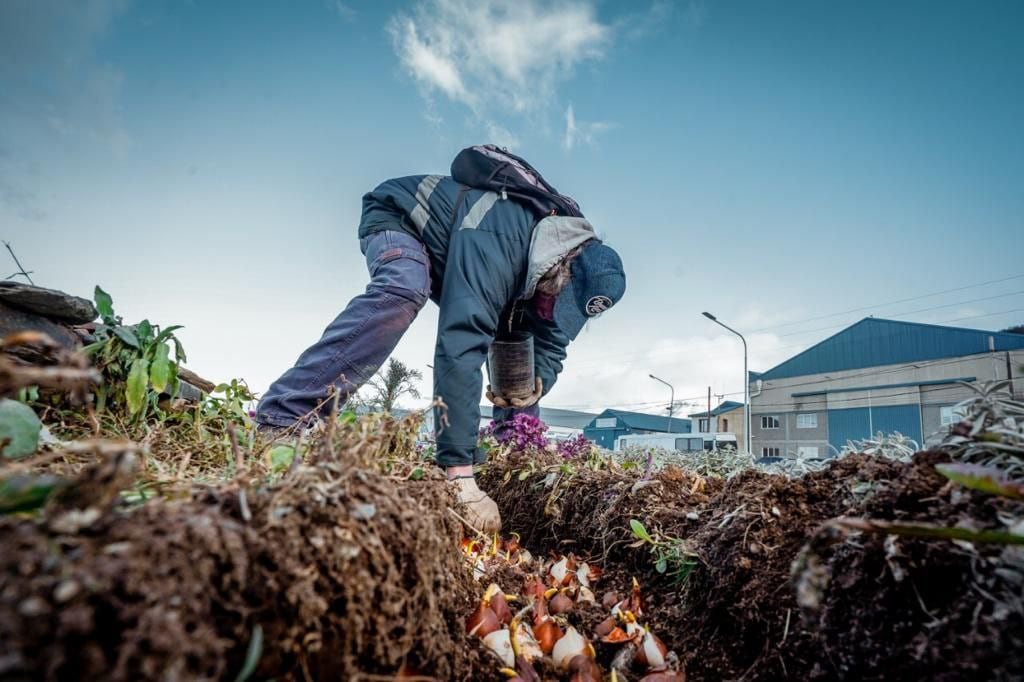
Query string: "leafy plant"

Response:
xmin=935 ymin=462 xmax=1024 ymax=501
xmin=0 ymin=398 xmax=42 ymax=459
xmin=202 ymin=379 xmax=255 ymax=425
xmin=83 ymin=286 xmax=186 ymax=420
xmin=629 ymin=518 xmax=700 ymax=582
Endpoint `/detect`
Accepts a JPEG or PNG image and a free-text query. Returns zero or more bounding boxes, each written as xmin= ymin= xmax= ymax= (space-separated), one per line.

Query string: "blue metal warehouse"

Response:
xmin=749 ymin=318 xmax=1024 ymax=458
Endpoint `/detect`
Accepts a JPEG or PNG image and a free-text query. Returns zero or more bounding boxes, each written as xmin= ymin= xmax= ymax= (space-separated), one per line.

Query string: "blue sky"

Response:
xmin=2 ymin=0 xmax=1022 ymax=415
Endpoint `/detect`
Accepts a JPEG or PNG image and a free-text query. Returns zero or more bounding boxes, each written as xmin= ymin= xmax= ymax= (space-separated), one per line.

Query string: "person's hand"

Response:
xmin=485 ymin=385 xmax=511 ymax=409
xmin=485 ymin=378 xmax=543 ymax=409
xmin=451 ymin=476 xmax=501 ymax=534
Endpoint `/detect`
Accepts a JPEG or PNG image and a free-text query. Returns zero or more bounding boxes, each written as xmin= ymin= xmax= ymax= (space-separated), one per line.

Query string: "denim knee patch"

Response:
xmin=364 ymin=232 xmax=431 ymax=307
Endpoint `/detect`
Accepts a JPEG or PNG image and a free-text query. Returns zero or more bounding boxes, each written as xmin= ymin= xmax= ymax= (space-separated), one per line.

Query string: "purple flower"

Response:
xmin=556 ymin=433 xmax=593 ymax=459
xmin=494 ymin=413 xmax=550 ymax=451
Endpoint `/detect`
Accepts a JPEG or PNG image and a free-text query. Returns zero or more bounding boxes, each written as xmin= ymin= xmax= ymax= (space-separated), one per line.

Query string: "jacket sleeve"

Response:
xmin=433 ymin=229 xmax=517 ymax=468
xmin=522 ymin=302 xmax=570 ymax=397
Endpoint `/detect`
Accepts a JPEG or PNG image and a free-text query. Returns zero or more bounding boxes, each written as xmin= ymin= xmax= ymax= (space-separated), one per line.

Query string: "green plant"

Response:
xmin=629 ymin=518 xmax=700 ymax=582
xmin=201 ymin=379 xmax=255 ymax=425
xmin=0 ymin=398 xmax=41 ymax=459
xmin=82 ymin=286 xmax=186 ymax=420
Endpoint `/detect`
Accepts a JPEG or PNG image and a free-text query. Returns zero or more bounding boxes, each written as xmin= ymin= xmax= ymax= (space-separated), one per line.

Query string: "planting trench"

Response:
xmin=2 ymin=442 xmax=1022 ymax=680
xmin=478 ymin=450 xmax=1024 ymax=681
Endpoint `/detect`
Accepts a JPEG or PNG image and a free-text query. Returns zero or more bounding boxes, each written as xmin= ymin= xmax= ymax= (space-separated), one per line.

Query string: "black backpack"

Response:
xmin=450 ymin=144 xmax=583 ymax=219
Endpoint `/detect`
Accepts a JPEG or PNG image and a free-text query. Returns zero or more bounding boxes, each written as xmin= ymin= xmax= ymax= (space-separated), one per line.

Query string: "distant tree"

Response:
xmin=1001 ymin=324 xmax=1024 ymax=335
xmin=362 ymin=358 xmax=423 ymax=413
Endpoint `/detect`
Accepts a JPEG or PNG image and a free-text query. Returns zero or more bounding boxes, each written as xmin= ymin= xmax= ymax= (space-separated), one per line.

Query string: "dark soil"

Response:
xmin=0 ymin=448 xmax=488 ymax=681
xmin=479 ymin=451 xmax=1024 ymax=681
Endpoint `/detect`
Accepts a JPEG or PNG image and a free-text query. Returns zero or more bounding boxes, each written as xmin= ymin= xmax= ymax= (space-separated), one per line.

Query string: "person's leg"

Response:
xmin=256 ymin=231 xmax=431 ymax=427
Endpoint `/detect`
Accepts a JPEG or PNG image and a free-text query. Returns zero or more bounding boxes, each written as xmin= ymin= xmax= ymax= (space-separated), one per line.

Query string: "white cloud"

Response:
xmin=388 ymin=0 xmax=611 ymax=116
xmin=563 ymin=103 xmax=613 ymax=150
xmin=326 ymin=0 xmax=357 ymax=22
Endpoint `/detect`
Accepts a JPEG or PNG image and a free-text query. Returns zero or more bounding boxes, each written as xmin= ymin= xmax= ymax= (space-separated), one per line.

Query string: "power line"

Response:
xmin=565 ymin=286 xmax=1024 ymax=372
xmin=547 ymin=307 xmax=1024 ymax=412
xmin=748 ymin=273 xmax=1024 ymax=333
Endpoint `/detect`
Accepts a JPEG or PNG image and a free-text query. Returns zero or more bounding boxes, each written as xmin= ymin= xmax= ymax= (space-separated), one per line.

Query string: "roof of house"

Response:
xmin=479 ymin=406 xmax=597 ymax=429
xmin=689 ymin=400 xmax=745 ymax=418
xmin=586 ymin=408 xmax=692 ymax=433
xmin=759 ymin=317 xmax=1024 ymax=381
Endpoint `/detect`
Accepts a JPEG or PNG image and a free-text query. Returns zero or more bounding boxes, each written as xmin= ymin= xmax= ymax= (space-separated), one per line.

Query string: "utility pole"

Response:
xmin=707 ymin=386 xmax=712 ymax=434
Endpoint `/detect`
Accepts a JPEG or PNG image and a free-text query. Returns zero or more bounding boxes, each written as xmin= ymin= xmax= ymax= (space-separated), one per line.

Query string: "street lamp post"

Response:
xmin=649 ymin=374 xmax=675 ymax=433
xmin=702 ymin=312 xmax=751 ymax=456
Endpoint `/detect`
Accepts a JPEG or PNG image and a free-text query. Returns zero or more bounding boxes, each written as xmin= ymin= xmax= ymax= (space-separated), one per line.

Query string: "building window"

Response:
xmin=796 ymin=413 xmax=817 ymax=429
xmin=595 ymin=417 xmax=616 ymax=428
xmin=798 ymin=446 xmax=819 ymax=458
xmin=698 ymin=418 xmax=709 ymax=432
xmin=940 ymin=406 xmax=966 ymax=426
xmin=762 ymin=447 xmax=780 ymax=457
xmin=761 ymin=415 xmax=780 ymax=429
xmin=721 ymin=418 xmax=729 ymax=431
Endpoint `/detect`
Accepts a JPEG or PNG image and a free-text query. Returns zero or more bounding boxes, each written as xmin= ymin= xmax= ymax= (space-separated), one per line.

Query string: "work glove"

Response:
xmin=451 ymin=476 xmax=502 ymax=534
xmin=486 ymin=377 xmax=543 ymax=409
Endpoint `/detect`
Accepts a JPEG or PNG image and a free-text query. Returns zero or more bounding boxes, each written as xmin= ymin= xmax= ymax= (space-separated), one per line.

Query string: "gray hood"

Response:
xmin=521 ymin=216 xmax=597 ymax=299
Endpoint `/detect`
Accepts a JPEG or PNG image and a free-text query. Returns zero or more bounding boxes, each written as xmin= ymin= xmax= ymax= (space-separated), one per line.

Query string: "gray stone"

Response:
xmin=0 ymin=301 xmax=79 ymax=349
xmin=0 ymin=282 xmax=96 ymax=324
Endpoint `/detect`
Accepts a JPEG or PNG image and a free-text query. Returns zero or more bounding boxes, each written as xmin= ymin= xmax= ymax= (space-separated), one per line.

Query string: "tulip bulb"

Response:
xmin=602 ymin=591 xmax=621 ymax=609
xmin=577 ymin=585 xmax=597 ymax=604
xmin=511 ymin=620 xmax=544 ymax=662
xmin=569 ymin=654 xmax=603 ymax=682
xmin=534 ymin=617 xmax=562 ymax=654
xmin=576 ymin=561 xmax=599 ymax=588
xmin=466 ymin=602 xmax=500 ymax=638
xmin=594 ymin=616 xmax=617 ymax=638
xmin=551 ymin=626 xmax=591 ymax=671
xmin=488 ymin=585 xmax=513 ymax=625
xmin=635 ymin=629 xmax=669 ymax=671
xmin=549 ymin=556 xmax=575 ymax=586
xmin=483 ymin=629 xmax=515 ymax=668
xmin=524 ymin=577 xmax=547 ymax=599
xmin=549 ymin=591 xmax=574 ymax=615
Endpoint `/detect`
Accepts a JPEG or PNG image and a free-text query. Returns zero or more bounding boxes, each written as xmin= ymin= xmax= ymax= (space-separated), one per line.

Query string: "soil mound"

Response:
xmin=0 ymin=449 xmax=485 ymax=681
xmin=479 ymin=451 xmax=1024 ymax=680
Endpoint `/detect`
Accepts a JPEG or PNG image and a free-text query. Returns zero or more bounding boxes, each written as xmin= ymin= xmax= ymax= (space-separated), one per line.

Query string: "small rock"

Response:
xmin=53 ymin=580 xmax=80 ymax=603
xmin=352 ymin=503 xmax=376 ymax=520
xmin=18 ymin=596 xmax=48 ymax=617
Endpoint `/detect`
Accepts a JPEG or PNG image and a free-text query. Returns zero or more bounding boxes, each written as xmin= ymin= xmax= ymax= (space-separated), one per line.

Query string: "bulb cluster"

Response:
xmin=462 ymin=537 xmax=684 ymax=681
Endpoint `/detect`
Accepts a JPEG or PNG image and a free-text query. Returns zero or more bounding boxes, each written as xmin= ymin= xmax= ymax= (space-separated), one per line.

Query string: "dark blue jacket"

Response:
xmin=359 ymin=175 xmax=572 ymax=467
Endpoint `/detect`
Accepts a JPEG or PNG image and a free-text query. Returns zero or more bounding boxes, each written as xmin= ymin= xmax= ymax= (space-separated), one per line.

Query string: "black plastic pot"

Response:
xmin=487 ymin=334 xmax=535 ymax=400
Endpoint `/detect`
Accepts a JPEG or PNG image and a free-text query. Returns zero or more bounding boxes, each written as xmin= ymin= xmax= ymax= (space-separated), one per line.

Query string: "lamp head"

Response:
xmin=702 ymin=312 xmax=716 ymax=321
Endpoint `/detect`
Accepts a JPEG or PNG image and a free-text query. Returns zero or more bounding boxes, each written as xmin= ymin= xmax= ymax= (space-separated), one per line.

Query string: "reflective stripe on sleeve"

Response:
xmin=410 ymin=174 xmax=443 ymax=233
xmin=458 ymin=191 xmax=499 ymax=230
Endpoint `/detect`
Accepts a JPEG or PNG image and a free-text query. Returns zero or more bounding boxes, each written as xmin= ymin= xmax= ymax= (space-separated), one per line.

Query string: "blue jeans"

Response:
xmin=256 ymin=231 xmax=431 ymax=427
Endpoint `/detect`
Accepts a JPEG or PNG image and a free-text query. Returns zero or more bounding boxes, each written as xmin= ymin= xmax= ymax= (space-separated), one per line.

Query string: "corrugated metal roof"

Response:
xmin=689 ymin=400 xmax=744 ymax=418
xmin=588 ymin=409 xmax=692 ymax=433
xmin=759 ymin=318 xmax=1024 ymax=381
xmin=479 ymin=406 xmax=596 ymax=429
